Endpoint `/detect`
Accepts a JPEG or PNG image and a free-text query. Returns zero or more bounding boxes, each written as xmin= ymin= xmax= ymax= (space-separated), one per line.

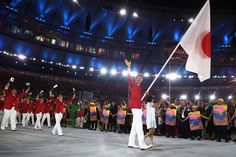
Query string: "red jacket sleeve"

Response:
xmin=4 ymin=89 xmax=10 ymax=96
xmin=18 ymin=92 xmax=28 ymax=99
xmin=64 ymin=98 xmax=74 ymax=105
xmin=49 ymin=96 xmax=56 ymax=102
xmin=128 ymin=74 xmax=135 ymax=87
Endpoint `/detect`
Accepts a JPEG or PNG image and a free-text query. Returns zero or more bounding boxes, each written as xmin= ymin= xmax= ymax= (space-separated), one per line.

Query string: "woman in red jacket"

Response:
xmin=125 ymin=59 xmax=152 ymax=150
xmin=50 ymin=91 xmax=75 ymax=136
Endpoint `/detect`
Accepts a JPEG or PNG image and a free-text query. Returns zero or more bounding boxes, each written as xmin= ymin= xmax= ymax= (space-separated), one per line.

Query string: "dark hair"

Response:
xmin=146 ymin=95 xmax=154 ymax=103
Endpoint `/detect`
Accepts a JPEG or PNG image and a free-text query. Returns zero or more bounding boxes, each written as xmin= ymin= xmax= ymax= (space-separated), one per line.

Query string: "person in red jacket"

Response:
xmin=21 ymin=97 xmax=30 ymax=127
xmin=0 ymin=93 xmax=4 ymax=123
xmin=41 ymin=98 xmax=52 ymax=128
xmin=1 ymin=78 xmax=29 ymax=131
xmin=26 ymin=99 xmax=35 ymax=126
xmin=50 ymin=91 xmax=75 ymax=136
xmin=125 ymin=59 xmax=151 ymax=150
xmin=77 ymin=104 xmax=85 ymax=128
xmin=34 ymin=96 xmax=44 ymax=130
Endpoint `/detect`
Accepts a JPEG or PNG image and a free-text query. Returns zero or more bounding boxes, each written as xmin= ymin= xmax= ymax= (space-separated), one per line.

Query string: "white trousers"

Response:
xmin=16 ymin=112 xmax=21 ymax=125
xmin=22 ymin=113 xmax=29 ymax=127
xmin=0 ymin=110 xmax=4 ymax=123
xmin=34 ymin=113 xmax=42 ymax=130
xmin=77 ymin=117 xmax=84 ymax=128
xmin=1 ymin=107 xmax=17 ymax=130
xmin=52 ymin=113 xmax=63 ymax=136
xmin=128 ymin=109 xmax=147 ymax=148
xmin=26 ymin=112 xmax=35 ymax=125
xmin=41 ymin=113 xmax=51 ymax=127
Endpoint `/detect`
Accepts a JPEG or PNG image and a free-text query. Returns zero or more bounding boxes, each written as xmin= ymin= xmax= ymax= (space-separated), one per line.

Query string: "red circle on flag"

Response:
xmin=201 ymin=32 xmax=211 ymax=58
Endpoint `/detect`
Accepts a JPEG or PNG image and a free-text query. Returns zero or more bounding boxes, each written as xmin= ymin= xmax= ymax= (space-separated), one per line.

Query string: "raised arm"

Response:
xmin=125 ymin=59 xmax=135 ymax=86
xmin=49 ymin=91 xmax=56 ymax=102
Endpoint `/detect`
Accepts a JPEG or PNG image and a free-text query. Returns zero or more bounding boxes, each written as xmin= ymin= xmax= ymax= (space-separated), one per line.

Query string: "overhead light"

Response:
xmin=166 ymin=73 xmax=180 ymax=80
xmin=101 ymin=68 xmax=107 ymax=74
xmin=72 ymin=0 xmax=78 ymax=4
xmin=180 ymin=94 xmax=187 ymax=100
xmin=188 ymin=18 xmax=194 ymax=23
xmin=195 ymin=95 xmax=200 ymax=100
xmin=133 ymin=12 xmax=138 ymax=18
xmin=18 ymin=54 xmax=26 ymax=60
xmin=72 ymin=65 xmax=77 ymax=69
xmin=110 ymin=69 xmax=117 ymax=75
xmin=122 ymin=70 xmax=128 ymax=76
xmin=161 ymin=94 xmax=168 ymax=100
xmin=89 ymin=67 xmax=94 ymax=72
xmin=119 ymin=8 xmax=126 ymax=16
xmin=209 ymin=94 xmax=215 ymax=100
xmin=144 ymin=72 xmax=149 ymax=78
xmin=131 ymin=71 xmax=138 ymax=77
xmin=79 ymin=66 xmax=85 ymax=70
xmin=228 ymin=95 xmax=233 ymax=100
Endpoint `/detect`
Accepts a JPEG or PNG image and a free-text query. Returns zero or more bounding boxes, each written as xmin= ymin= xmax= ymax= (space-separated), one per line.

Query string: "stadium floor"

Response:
xmin=0 ymin=126 xmax=235 ymax=157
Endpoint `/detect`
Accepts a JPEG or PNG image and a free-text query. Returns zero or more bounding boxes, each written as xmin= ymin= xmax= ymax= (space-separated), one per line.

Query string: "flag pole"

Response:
xmin=141 ymin=42 xmax=181 ymax=101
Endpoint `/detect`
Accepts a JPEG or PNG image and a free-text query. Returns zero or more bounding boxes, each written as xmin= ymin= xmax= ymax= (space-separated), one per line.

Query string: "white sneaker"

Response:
xmin=1 ymin=127 xmax=6 ymax=131
xmin=128 ymin=144 xmax=139 ymax=149
xmin=140 ymin=145 xmax=152 ymax=150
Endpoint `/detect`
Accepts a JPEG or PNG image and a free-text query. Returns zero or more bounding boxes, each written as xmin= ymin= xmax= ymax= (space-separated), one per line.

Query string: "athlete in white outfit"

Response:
xmin=144 ymin=95 xmax=163 ymax=145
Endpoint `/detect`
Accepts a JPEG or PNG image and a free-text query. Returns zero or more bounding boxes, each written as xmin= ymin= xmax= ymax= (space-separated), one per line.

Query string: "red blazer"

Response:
xmin=3 ymin=89 xmax=27 ymax=110
xmin=50 ymin=97 xmax=73 ymax=113
xmin=77 ymin=108 xmax=85 ymax=117
xmin=0 ymin=99 xmax=4 ymax=110
xmin=128 ymin=75 xmax=142 ymax=109
xmin=34 ymin=100 xmax=44 ymax=114
xmin=43 ymin=102 xmax=52 ymax=113
xmin=29 ymin=102 xmax=35 ymax=113
xmin=21 ymin=101 xmax=29 ymax=113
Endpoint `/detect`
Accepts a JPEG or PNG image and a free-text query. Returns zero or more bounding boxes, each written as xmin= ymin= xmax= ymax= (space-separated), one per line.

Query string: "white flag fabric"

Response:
xmin=180 ymin=0 xmax=211 ymax=82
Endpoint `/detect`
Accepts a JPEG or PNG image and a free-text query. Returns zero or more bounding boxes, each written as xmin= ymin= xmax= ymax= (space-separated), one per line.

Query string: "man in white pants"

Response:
xmin=26 ymin=100 xmax=35 ymax=126
xmin=0 ymin=94 xmax=4 ymax=122
xmin=41 ymin=98 xmax=51 ymax=128
xmin=125 ymin=59 xmax=151 ymax=150
xmin=34 ymin=97 xmax=44 ymax=130
xmin=21 ymin=97 xmax=30 ymax=127
xmin=1 ymin=79 xmax=28 ymax=131
xmin=77 ymin=105 xmax=85 ymax=128
xmin=50 ymin=91 xmax=75 ymax=136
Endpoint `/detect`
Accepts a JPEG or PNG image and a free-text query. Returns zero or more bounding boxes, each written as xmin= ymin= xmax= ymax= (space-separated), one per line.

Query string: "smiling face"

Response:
xmin=58 ymin=95 xmax=63 ymax=102
xmin=135 ymin=75 xmax=143 ymax=85
xmin=11 ymin=89 xmax=17 ymax=95
xmin=39 ymin=98 xmax=44 ymax=103
xmin=25 ymin=97 xmax=30 ymax=103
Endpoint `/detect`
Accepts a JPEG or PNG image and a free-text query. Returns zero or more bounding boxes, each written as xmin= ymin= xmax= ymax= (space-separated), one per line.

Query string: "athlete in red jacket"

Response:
xmin=1 ymin=79 xmax=29 ymax=130
xmin=50 ymin=90 xmax=75 ymax=136
xmin=21 ymin=97 xmax=30 ymax=127
xmin=125 ymin=59 xmax=151 ymax=150
xmin=34 ymin=96 xmax=44 ymax=130
xmin=41 ymin=98 xmax=52 ymax=128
